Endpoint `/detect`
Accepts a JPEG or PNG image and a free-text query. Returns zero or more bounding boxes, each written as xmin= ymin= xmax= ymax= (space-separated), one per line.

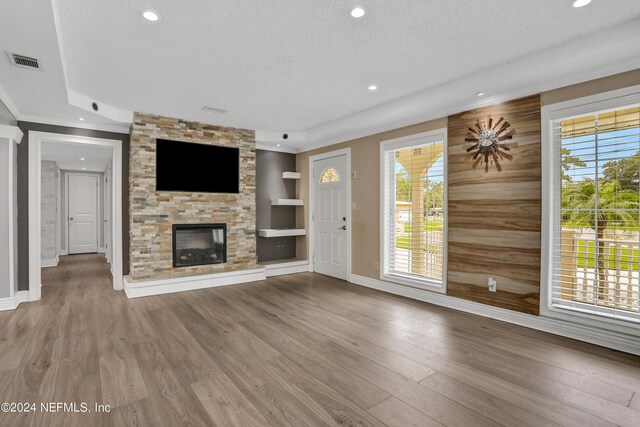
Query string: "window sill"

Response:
xmin=381 ymin=272 xmax=445 ymax=294
xmin=542 ymin=302 xmax=640 ymax=339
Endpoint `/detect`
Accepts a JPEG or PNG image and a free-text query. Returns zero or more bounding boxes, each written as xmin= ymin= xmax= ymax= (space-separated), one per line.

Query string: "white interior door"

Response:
xmin=313 ymin=154 xmax=348 ymax=280
xmin=68 ymin=174 xmax=98 ymax=254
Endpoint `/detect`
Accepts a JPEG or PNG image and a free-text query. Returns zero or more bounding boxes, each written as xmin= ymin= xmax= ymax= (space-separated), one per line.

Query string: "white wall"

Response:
xmin=41 ymin=160 xmax=59 ymax=263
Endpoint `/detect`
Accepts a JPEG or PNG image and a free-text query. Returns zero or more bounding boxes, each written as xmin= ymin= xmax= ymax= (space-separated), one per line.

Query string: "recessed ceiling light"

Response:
xmin=82 ymin=167 xmax=86 ymax=170
xmin=350 ymin=7 xmax=365 ymax=18
xmin=142 ymin=10 xmax=159 ymax=21
xmin=79 ymin=117 xmax=84 ymax=121
xmin=277 ymin=144 xmax=281 ymax=147
xmin=80 ymin=157 xmax=85 ymax=161
xmin=368 ymin=85 xmax=378 ymax=91
xmin=476 ymin=92 xmax=486 ymax=96
xmin=572 ymin=0 xmax=591 ymax=7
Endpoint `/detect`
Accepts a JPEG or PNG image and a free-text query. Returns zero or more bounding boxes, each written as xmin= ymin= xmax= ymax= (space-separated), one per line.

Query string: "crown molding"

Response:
xmin=18 ymin=114 xmax=130 ymax=134
xmin=255 ymin=142 xmax=298 ymax=154
xmin=0 ymin=125 xmax=23 ymax=142
xmin=0 ymin=80 xmax=130 ymax=135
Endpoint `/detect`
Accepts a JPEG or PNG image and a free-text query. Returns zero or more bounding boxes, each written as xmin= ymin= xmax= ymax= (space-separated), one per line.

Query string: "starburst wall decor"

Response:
xmin=465 ymin=116 xmax=514 ymax=170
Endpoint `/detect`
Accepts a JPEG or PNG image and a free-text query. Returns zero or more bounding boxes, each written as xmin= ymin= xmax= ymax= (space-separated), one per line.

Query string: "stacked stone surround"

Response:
xmin=129 ymin=113 xmax=256 ymax=280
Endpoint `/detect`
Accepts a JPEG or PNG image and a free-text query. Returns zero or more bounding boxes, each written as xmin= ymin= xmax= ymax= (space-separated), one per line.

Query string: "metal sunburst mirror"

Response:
xmin=465 ymin=116 xmax=513 ymax=170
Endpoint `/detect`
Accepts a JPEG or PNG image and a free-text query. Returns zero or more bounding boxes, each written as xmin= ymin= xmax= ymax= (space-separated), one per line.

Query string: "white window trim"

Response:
xmin=379 ymin=128 xmax=448 ymax=294
xmin=541 ymin=84 xmax=640 ymax=336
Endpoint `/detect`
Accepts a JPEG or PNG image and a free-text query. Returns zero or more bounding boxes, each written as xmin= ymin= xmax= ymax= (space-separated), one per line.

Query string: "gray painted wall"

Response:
xmin=16 ymin=121 xmax=130 ymax=291
xmin=0 ymin=99 xmax=16 ymax=126
xmin=0 ymin=141 xmax=10 ymax=297
xmin=41 ymin=161 xmax=59 ymax=262
xmin=256 ymin=149 xmax=297 ymax=262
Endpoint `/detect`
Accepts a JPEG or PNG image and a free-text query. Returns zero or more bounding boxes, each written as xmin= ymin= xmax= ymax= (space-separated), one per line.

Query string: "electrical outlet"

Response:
xmin=374 ymin=261 xmax=379 ymax=271
xmin=488 ymin=277 xmax=497 ymax=292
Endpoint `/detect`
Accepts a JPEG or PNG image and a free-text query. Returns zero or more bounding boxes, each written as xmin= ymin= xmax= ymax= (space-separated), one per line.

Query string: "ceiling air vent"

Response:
xmin=7 ymin=52 xmax=42 ymax=71
xmin=202 ymin=105 xmax=228 ymax=114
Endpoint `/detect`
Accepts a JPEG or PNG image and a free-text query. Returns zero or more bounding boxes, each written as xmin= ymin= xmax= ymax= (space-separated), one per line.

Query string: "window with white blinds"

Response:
xmin=551 ymin=105 xmax=640 ymax=323
xmin=381 ymin=130 xmax=447 ymax=291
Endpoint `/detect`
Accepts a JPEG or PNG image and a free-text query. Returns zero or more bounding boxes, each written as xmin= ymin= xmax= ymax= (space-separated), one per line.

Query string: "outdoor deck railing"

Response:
xmin=560 ymin=230 xmax=639 ymax=312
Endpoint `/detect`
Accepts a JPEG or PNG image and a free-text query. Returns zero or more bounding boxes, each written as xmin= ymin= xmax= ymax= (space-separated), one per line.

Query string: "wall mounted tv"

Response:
xmin=156 ymin=139 xmax=240 ymax=194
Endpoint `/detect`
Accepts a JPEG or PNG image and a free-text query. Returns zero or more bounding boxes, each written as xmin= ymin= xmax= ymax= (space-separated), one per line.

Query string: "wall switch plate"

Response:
xmin=488 ymin=277 xmax=497 ymax=292
xmin=352 ymin=171 xmax=357 ymax=179
xmin=374 ymin=261 xmax=379 ymax=271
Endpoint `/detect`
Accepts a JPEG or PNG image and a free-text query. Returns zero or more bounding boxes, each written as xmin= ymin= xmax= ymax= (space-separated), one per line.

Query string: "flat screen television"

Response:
xmin=156 ymin=139 xmax=240 ymax=194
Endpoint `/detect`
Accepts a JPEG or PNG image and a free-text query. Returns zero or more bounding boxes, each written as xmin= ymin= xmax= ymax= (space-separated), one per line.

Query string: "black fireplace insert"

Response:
xmin=172 ymin=223 xmax=226 ymax=268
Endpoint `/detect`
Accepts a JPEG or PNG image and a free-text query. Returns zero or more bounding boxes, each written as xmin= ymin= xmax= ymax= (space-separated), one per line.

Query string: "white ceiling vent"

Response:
xmin=7 ymin=52 xmax=42 ymax=71
xmin=201 ymin=105 xmax=228 ymax=114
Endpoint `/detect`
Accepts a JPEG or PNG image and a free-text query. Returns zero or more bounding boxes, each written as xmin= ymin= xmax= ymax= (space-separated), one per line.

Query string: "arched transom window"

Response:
xmin=320 ymin=167 xmax=340 ymax=183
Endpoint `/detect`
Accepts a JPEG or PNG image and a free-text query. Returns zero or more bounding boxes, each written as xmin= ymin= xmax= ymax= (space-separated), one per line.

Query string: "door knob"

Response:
xmin=69 ymin=217 xmax=74 ymax=221
xmin=338 ymin=225 xmax=346 ymax=230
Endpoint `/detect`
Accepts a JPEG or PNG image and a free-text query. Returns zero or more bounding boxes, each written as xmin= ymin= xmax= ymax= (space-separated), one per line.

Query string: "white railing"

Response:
xmin=560 ymin=230 xmax=639 ymax=312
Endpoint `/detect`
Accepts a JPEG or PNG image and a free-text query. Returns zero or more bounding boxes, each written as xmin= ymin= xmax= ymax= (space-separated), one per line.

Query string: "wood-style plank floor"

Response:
xmin=1 ymin=254 xmax=640 ymax=426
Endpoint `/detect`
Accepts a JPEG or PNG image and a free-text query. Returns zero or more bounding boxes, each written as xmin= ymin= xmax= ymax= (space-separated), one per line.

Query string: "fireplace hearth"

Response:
xmin=172 ymin=224 xmax=226 ymax=268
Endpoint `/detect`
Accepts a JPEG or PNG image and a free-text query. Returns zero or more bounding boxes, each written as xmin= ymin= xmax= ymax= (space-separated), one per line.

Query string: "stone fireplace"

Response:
xmin=128 ymin=113 xmax=257 ymax=280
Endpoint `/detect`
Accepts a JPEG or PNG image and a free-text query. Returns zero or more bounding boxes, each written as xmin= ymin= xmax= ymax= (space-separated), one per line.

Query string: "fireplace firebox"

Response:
xmin=172 ymin=224 xmax=226 ymax=268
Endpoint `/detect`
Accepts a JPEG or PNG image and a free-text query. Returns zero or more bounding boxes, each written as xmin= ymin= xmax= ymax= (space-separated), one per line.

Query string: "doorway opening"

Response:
xmin=28 ymin=132 xmax=123 ymax=301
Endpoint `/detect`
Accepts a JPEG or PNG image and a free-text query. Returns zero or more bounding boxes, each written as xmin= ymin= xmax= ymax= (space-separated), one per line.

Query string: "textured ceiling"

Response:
xmin=0 ymin=0 xmax=128 ymax=130
xmin=1 ymin=0 xmax=640 ymax=147
xmin=52 ymin=0 xmax=640 ymax=131
xmin=42 ymin=141 xmax=113 ymax=172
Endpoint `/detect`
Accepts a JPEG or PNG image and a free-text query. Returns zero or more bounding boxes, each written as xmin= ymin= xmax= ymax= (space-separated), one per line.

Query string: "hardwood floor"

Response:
xmin=1 ymin=254 xmax=640 ymax=426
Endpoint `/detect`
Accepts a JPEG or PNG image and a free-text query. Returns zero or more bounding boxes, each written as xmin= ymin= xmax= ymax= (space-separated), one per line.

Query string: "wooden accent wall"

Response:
xmin=447 ymin=95 xmax=541 ymax=314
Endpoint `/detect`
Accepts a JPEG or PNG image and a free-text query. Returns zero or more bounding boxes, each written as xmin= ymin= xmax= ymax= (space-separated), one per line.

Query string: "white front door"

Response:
xmin=313 ymin=154 xmax=348 ymax=280
xmin=68 ymin=174 xmax=98 ymax=254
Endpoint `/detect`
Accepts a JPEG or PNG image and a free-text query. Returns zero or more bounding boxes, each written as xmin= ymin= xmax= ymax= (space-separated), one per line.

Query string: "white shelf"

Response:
xmin=258 ymin=228 xmax=306 ymax=237
xmin=271 ymin=198 xmax=303 ymax=206
xmin=282 ymin=171 xmax=301 ymax=179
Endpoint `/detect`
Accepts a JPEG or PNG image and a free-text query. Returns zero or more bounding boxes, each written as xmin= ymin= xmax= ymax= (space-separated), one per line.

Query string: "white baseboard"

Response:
xmin=0 ymin=291 xmax=31 ymax=311
xmin=59 ymin=249 xmax=68 ymax=256
xmin=41 ymin=257 xmax=59 ymax=268
xmin=98 ymin=247 xmax=106 ymax=254
xmin=123 ymin=267 xmax=267 ymax=298
xmin=349 ymin=274 xmax=640 ymax=356
xmin=262 ymin=260 xmax=310 ymax=277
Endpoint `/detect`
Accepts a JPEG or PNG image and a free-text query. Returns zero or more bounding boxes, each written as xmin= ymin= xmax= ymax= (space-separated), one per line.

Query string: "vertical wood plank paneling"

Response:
xmin=447 ymin=95 xmax=541 ymax=314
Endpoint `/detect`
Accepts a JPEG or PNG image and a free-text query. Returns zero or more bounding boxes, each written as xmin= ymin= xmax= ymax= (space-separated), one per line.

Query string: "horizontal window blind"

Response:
xmin=552 ymin=106 xmax=640 ymax=322
xmin=382 ymin=134 xmax=445 ymax=288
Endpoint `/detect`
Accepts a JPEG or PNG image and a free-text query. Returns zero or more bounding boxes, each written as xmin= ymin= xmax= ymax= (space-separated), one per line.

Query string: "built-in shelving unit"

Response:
xmin=257 ymin=165 xmax=306 ymax=269
xmin=282 ymin=171 xmax=301 ymax=179
xmin=258 ymin=228 xmax=306 ymax=238
xmin=271 ymin=198 xmax=304 ymax=206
